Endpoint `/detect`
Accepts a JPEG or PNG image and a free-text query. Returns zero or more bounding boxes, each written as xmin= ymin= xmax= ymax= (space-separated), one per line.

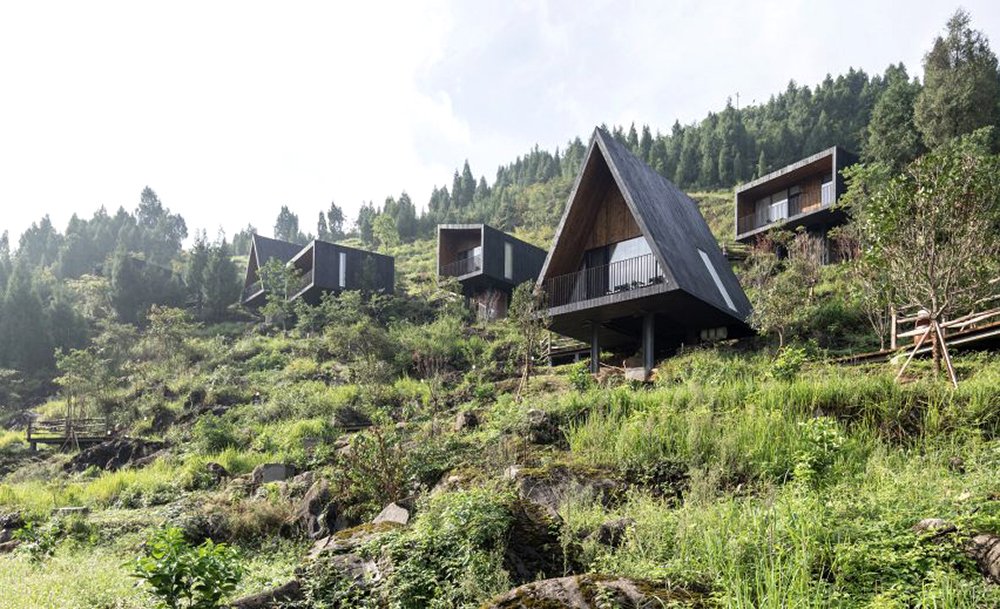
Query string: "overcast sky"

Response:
xmin=1 ymin=1 xmax=998 ymax=246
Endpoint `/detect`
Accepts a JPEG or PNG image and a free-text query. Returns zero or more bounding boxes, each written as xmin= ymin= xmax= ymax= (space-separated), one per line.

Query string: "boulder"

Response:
xmin=483 ymin=574 xmax=706 ymax=609
xmin=0 ymin=511 xmax=24 ymax=531
xmin=454 ymin=410 xmax=479 ymax=432
xmin=912 ymin=518 xmax=957 ymax=537
xmin=230 ymin=579 xmax=302 ymax=609
xmin=588 ymin=518 xmax=636 ymax=548
xmin=524 ymin=409 xmax=563 ymax=446
xmin=0 ymin=540 xmax=21 ymax=554
xmin=63 ymin=438 xmax=168 ymax=473
xmin=251 ymin=463 xmax=296 ymax=486
xmin=372 ymin=502 xmax=409 ymax=526
xmin=294 ymin=479 xmax=334 ymax=539
xmin=510 ymin=465 xmax=621 ymax=520
xmin=333 ymin=406 xmax=372 ymax=430
xmin=504 ymin=500 xmax=577 ymax=585
xmin=966 ymin=534 xmax=1000 ymax=583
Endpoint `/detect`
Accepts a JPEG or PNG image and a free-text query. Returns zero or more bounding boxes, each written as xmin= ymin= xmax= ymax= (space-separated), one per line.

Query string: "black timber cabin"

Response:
xmin=537 ymin=128 xmax=753 ymax=378
xmin=734 ymin=146 xmax=857 ymax=263
xmin=242 ymin=234 xmax=394 ymax=308
xmin=437 ymin=223 xmax=547 ymax=319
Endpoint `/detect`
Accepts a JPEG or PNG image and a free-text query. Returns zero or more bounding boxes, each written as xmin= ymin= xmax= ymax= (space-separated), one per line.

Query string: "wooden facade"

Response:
xmin=437 ymin=224 xmax=546 ymax=320
xmin=538 ymin=128 xmax=753 ymax=378
xmin=734 ymin=146 xmax=857 ymax=249
xmin=242 ymin=234 xmax=393 ymax=308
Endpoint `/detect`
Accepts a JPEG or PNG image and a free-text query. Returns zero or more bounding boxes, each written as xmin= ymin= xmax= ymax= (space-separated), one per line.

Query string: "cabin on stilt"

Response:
xmin=437 ymin=223 xmax=546 ymax=320
xmin=537 ymin=127 xmax=753 ymax=380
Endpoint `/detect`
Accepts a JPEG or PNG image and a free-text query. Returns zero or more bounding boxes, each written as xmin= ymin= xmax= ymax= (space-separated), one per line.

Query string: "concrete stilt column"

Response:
xmin=642 ymin=312 xmax=655 ymax=377
xmin=590 ymin=323 xmax=600 ymax=374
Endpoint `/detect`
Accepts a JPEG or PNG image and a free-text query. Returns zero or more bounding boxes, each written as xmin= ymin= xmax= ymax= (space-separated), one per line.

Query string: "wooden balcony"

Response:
xmin=544 ymin=253 xmax=666 ymax=310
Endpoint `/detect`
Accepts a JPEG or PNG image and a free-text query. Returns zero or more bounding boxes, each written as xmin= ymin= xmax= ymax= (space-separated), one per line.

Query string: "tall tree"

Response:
xmin=0 ymin=260 xmax=51 ymax=370
xmin=844 ymin=128 xmax=1000 ymax=375
xmin=914 ymin=10 xmax=1000 ymax=149
xmin=317 ymin=212 xmax=330 ymax=241
xmin=185 ymin=231 xmax=210 ymax=314
xmin=202 ymin=239 xmax=239 ymax=321
xmin=864 ymin=64 xmax=925 ymax=169
xmin=274 ymin=206 xmax=302 ymax=244
xmin=326 ymin=201 xmax=345 ymax=239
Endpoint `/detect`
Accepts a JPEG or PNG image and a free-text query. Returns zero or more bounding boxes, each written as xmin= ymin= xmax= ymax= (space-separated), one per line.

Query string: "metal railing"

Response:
xmin=544 ymin=253 xmax=665 ymax=308
xmin=290 ymin=268 xmax=313 ymax=296
xmin=737 ymin=185 xmax=838 ymax=235
xmin=821 ymin=181 xmax=834 ymax=205
xmin=439 ymin=255 xmax=482 ymax=278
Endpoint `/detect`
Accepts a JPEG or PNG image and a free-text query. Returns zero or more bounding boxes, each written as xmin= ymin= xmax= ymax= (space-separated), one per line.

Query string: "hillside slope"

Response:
xmin=2 ymin=307 xmax=1000 ymax=607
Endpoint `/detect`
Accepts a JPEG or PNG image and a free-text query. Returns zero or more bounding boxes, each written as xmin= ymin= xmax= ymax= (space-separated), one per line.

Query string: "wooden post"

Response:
xmin=590 ymin=323 xmax=600 ymax=374
xmin=895 ymin=326 xmax=931 ymax=383
xmin=889 ymin=305 xmax=898 ymax=351
xmin=642 ymin=312 xmax=655 ymax=378
xmin=935 ymin=320 xmax=958 ymax=388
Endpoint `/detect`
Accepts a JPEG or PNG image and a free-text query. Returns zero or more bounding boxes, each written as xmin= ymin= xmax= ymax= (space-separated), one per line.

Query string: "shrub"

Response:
xmin=192 ymin=416 xmax=245 ymax=453
xmin=772 ymin=346 xmax=807 ymax=382
xmin=132 ymin=527 xmax=242 ymax=609
xmin=567 ymin=362 xmax=594 ymax=391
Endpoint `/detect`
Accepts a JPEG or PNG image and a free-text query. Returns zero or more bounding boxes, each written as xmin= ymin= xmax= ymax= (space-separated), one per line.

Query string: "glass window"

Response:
xmin=338 ymin=252 xmax=346 ymax=288
xmin=504 ymin=242 xmax=513 ymax=280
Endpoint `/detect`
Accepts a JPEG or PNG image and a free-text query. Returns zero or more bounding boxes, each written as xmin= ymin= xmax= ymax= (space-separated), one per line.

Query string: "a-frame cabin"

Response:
xmin=242 ymin=234 xmax=303 ymax=308
xmin=537 ymin=128 xmax=753 ymax=378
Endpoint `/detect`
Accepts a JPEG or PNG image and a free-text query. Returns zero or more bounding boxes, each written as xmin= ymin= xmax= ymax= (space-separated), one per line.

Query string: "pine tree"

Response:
xmin=326 ymin=202 xmax=345 ymax=239
xmin=185 ymin=231 xmax=210 ymax=314
xmin=317 ymin=212 xmax=330 ymax=241
xmin=0 ymin=260 xmax=52 ymax=370
xmin=914 ymin=9 xmax=1000 ymax=149
xmin=202 ymin=239 xmax=239 ymax=321
xmin=864 ymin=64 xmax=925 ymax=169
xmin=274 ymin=206 xmax=303 ymax=244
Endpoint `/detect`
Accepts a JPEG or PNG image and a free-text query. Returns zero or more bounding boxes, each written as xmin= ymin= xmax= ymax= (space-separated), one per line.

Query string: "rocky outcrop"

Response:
xmin=504 ymin=500 xmax=578 ymax=584
xmin=230 ymin=579 xmax=302 ymax=608
xmin=294 ymin=479 xmax=334 ymax=539
xmin=965 ymin=534 xmax=1000 ymax=583
xmin=507 ymin=464 xmax=622 ymax=520
xmin=523 ymin=409 xmax=564 ymax=446
xmin=483 ymin=574 xmax=707 ymax=609
xmin=63 ymin=438 xmax=167 ymax=473
xmin=251 ymin=463 xmax=296 ymax=485
xmin=588 ymin=517 xmax=636 ymax=548
xmin=372 ymin=502 xmax=409 ymax=526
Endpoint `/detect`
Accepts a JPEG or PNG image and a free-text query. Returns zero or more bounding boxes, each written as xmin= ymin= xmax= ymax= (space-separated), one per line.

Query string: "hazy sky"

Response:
xmin=1 ymin=1 xmax=998 ymax=245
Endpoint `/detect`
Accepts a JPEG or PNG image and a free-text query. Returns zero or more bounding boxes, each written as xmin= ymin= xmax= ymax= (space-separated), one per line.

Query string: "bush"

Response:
xmin=192 ymin=416 xmax=246 ymax=453
xmin=772 ymin=346 xmax=807 ymax=382
xmin=132 ymin=527 xmax=242 ymax=609
xmin=567 ymin=362 xmax=594 ymax=391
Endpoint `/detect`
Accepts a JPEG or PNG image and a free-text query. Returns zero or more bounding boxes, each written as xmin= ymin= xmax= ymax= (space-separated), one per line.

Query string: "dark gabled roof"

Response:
xmin=251 ymin=234 xmax=303 ymax=268
xmin=539 ymin=127 xmax=752 ymax=322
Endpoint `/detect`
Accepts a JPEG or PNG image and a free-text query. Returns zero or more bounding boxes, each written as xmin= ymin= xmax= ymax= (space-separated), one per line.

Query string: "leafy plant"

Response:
xmin=13 ymin=521 xmax=57 ymax=563
xmin=132 ymin=527 xmax=242 ymax=609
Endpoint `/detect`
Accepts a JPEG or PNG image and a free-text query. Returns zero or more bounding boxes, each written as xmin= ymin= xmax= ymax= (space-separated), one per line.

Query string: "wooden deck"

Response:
xmin=26 ymin=417 xmax=112 ymax=452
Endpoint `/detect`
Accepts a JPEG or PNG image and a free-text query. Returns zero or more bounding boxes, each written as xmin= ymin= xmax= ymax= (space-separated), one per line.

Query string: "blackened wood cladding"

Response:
xmin=437 ymin=224 xmax=546 ymax=291
xmin=539 ymin=128 xmax=752 ymax=324
xmin=304 ymin=240 xmax=394 ymax=295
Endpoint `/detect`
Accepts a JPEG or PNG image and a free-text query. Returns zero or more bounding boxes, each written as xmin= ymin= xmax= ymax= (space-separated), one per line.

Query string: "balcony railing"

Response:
xmin=439 ymin=255 xmax=482 ymax=278
xmin=290 ymin=268 xmax=313 ymax=297
xmin=738 ymin=184 xmax=837 ymax=236
xmin=544 ymin=253 xmax=665 ymax=308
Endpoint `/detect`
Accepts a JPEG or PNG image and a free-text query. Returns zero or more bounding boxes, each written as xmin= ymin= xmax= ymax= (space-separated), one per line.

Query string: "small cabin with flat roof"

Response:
xmin=242 ymin=234 xmax=393 ymax=308
xmin=437 ymin=223 xmax=546 ymax=319
xmin=537 ymin=128 xmax=753 ymax=378
xmin=734 ymin=146 xmax=857 ymax=262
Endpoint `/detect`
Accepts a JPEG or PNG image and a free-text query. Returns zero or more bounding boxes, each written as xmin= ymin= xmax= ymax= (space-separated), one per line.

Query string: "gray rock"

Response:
xmin=0 ymin=540 xmax=20 ymax=554
xmin=230 ymin=579 xmax=302 ymax=608
xmin=588 ymin=518 xmax=636 ymax=548
xmin=63 ymin=438 xmax=168 ymax=473
xmin=912 ymin=518 xmax=957 ymax=537
xmin=966 ymin=534 xmax=1000 ymax=582
xmin=333 ymin=406 xmax=372 ymax=430
xmin=524 ymin=409 xmax=563 ymax=446
xmin=251 ymin=463 xmax=296 ymax=485
xmin=294 ymin=479 xmax=333 ymax=539
xmin=482 ymin=574 xmax=705 ymax=609
xmin=372 ymin=502 xmax=409 ymax=526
